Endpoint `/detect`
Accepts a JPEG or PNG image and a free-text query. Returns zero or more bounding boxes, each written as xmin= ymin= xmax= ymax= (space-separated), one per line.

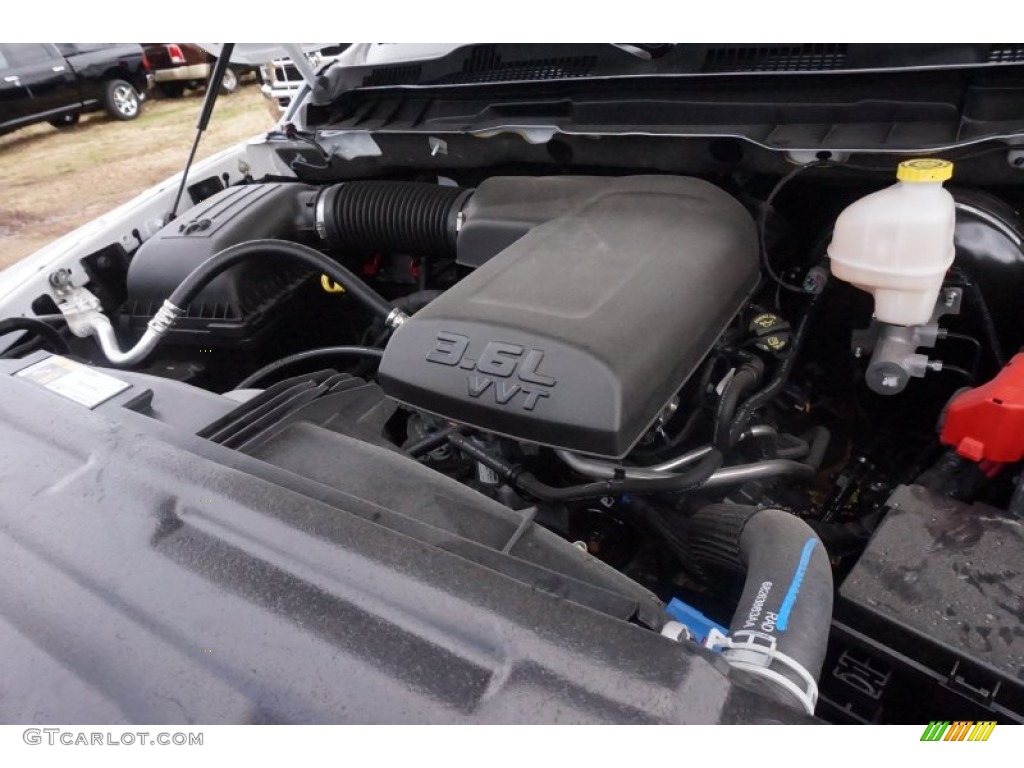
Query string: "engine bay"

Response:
xmin=3 ymin=157 xmax=1024 ymax=724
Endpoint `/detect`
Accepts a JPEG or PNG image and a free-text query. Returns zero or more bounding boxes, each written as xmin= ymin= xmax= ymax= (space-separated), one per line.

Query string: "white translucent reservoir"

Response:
xmin=828 ymin=158 xmax=956 ymax=326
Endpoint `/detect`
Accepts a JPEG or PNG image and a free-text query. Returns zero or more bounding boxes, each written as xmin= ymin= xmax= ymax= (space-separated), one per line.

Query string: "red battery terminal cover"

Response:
xmin=941 ymin=353 xmax=1024 ymax=463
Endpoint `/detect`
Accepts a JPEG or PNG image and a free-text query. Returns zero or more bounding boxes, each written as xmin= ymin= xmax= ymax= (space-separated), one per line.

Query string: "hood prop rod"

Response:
xmin=168 ymin=42 xmax=236 ymax=222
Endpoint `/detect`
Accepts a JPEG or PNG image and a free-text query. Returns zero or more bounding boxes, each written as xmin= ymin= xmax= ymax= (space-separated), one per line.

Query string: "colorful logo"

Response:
xmin=920 ymin=721 xmax=996 ymax=742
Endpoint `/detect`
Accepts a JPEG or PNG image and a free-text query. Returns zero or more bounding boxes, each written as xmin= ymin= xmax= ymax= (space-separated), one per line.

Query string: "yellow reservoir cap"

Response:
xmin=897 ymin=158 xmax=954 ymax=183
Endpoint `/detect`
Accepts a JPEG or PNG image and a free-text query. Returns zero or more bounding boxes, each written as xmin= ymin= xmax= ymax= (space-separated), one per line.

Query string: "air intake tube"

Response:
xmin=686 ymin=504 xmax=833 ymax=715
xmin=313 ymin=181 xmax=473 ymax=255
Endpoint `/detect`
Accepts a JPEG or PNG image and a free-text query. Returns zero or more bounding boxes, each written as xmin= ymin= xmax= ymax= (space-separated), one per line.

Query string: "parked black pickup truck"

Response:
xmin=0 ymin=43 xmax=150 ymax=135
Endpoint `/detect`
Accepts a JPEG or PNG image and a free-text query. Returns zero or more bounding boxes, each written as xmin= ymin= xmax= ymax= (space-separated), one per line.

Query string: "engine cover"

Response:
xmin=379 ymin=175 xmax=759 ymax=457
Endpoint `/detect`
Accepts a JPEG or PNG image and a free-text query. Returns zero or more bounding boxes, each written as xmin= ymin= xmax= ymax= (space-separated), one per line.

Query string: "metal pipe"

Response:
xmin=654 ymin=425 xmax=778 ymax=472
xmin=699 ymin=459 xmax=816 ymax=490
xmin=84 ymin=301 xmax=180 ymax=367
xmin=559 ymin=453 xmax=813 ymax=490
xmin=555 ymin=425 xmax=779 ymax=481
xmin=61 ymin=239 xmax=403 ymax=368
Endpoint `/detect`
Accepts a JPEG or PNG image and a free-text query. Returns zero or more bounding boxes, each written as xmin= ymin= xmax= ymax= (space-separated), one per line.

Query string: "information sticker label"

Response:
xmin=15 ymin=356 xmax=130 ymax=408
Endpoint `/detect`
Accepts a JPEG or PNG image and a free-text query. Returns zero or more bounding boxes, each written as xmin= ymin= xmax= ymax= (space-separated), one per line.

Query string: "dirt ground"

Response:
xmin=0 ymin=83 xmax=275 ymax=269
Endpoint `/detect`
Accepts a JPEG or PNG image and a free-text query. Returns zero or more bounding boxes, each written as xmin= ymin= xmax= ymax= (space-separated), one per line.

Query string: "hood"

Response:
xmin=272 ymin=43 xmax=1024 ymax=163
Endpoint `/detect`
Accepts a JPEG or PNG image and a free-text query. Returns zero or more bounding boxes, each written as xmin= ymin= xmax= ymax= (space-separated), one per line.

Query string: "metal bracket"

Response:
xmin=53 ymin=283 xmax=106 ymax=339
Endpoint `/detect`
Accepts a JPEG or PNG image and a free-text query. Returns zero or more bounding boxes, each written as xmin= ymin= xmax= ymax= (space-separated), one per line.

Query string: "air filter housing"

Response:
xmin=122 ymin=183 xmax=316 ymax=347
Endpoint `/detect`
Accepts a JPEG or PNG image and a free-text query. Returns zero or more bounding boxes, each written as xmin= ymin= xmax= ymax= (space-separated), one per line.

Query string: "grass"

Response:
xmin=0 ymin=83 xmax=276 ymax=269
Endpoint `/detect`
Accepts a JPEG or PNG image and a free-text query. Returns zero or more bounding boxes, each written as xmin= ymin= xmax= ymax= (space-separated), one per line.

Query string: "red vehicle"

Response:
xmin=142 ymin=43 xmax=252 ymax=97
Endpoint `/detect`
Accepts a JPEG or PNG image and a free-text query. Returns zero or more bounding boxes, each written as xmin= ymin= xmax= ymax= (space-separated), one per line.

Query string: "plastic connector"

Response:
xmin=941 ymin=353 xmax=1024 ymax=462
xmin=665 ymin=598 xmax=728 ymax=645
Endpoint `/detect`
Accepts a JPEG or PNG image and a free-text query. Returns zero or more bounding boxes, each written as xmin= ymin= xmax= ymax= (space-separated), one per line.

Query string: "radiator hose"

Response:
xmin=685 ymin=504 xmax=833 ymax=714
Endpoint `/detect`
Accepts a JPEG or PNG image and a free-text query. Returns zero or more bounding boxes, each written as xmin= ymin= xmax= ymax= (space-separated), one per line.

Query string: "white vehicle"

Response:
xmin=259 ymin=44 xmax=348 ymax=116
xmin=2 ymin=43 xmax=1024 ymax=726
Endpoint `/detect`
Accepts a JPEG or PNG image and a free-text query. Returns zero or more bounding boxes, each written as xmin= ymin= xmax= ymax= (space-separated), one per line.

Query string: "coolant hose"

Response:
xmin=169 ymin=239 xmax=398 ymax=323
xmin=686 ymin=504 xmax=833 ymax=714
xmin=0 ymin=317 xmax=71 ymax=356
xmin=447 ymin=432 xmax=722 ymax=502
xmin=404 ymin=425 xmax=462 ymax=458
xmin=393 ymin=290 xmax=443 ymax=315
xmin=234 ymin=345 xmax=384 ymax=389
xmin=556 ymin=425 xmax=829 ymax=490
xmin=714 ymin=356 xmax=765 ymax=449
xmin=727 ymin=286 xmax=826 ymax=447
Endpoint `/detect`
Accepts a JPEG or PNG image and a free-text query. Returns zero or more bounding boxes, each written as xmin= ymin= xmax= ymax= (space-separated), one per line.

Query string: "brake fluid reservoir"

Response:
xmin=828 ymin=158 xmax=955 ymax=326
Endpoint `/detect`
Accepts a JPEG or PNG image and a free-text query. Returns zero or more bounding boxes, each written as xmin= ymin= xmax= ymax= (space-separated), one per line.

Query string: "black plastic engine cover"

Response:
xmin=0 ymin=355 xmax=805 ymax=724
xmin=379 ymin=175 xmax=759 ymax=457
